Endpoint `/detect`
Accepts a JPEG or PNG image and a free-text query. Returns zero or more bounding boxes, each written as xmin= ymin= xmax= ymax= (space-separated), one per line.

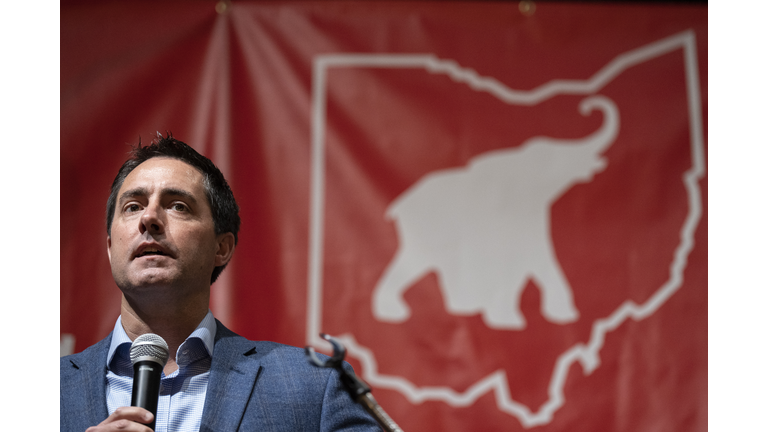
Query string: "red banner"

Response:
xmin=61 ymin=2 xmax=707 ymax=430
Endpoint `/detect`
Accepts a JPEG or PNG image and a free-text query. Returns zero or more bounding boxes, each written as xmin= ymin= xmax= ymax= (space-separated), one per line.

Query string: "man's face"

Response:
xmin=107 ymin=157 xmax=229 ymax=297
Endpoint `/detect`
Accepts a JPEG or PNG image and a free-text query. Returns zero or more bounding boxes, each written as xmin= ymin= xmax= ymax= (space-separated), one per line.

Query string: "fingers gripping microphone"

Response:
xmin=130 ymin=334 xmax=169 ymax=430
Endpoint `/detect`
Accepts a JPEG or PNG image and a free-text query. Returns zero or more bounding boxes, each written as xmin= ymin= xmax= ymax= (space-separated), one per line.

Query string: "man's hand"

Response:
xmin=85 ymin=407 xmax=154 ymax=431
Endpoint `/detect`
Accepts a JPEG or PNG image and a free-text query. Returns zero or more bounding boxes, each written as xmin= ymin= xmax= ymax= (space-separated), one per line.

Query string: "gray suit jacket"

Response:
xmin=60 ymin=320 xmax=380 ymax=431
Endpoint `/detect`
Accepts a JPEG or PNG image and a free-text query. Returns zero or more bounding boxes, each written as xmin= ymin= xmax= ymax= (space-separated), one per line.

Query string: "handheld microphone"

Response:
xmin=130 ymin=333 xmax=169 ymax=430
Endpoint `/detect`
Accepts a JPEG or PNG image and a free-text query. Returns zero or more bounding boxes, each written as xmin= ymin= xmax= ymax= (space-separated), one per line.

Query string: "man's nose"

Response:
xmin=139 ymin=203 xmax=165 ymax=234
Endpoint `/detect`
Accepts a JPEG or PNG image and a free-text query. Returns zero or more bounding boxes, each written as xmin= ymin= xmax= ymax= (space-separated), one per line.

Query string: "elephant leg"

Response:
xmin=481 ymin=280 xmax=527 ymax=330
xmin=372 ymin=245 xmax=428 ymax=323
xmin=531 ymin=250 xmax=579 ymax=324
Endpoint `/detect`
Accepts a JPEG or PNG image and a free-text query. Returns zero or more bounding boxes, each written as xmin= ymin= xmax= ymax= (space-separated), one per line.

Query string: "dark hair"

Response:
xmin=106 ymin=132 xmax=240 ymax=283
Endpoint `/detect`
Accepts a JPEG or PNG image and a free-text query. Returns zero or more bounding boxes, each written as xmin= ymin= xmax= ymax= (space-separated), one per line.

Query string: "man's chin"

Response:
xmin=116 ymin=271 xmax=180 ymax=291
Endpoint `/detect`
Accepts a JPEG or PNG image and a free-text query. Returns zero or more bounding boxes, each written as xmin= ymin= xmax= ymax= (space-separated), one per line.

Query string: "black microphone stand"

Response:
xmin=306 ymin=334 xmax=404 ymax=432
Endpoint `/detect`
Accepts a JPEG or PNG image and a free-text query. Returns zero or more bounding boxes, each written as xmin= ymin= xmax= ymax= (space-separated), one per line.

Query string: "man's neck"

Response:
xmin=119 ymin=294 xmax=210 ymax=375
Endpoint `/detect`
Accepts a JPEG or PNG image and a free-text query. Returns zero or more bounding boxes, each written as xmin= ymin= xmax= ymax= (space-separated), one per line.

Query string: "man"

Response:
xmin=60 ymin=134 xmax=380 ymax=431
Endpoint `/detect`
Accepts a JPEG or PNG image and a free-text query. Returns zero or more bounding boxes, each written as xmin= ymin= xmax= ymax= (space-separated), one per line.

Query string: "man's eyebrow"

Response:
xmin=162 ymin=187 xmax=198 ymax=204
xmin=118 ymin=187 xmax=199 ymax=204
xmin=118 ymin=187 xmax=148 ymax=204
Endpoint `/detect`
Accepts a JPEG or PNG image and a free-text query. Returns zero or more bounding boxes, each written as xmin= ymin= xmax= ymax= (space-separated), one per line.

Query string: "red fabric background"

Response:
xmin=61 ymin=2 xmax=707 ymax=430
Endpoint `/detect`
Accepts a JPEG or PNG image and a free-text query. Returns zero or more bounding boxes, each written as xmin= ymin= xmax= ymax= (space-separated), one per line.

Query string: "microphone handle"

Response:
xmin=131 ymin=360 xmax=163 ymax=430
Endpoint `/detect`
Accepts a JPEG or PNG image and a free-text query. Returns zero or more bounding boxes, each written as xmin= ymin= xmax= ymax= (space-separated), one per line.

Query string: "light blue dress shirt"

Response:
xmin=105 ymin=311 xmax=217 ymax=432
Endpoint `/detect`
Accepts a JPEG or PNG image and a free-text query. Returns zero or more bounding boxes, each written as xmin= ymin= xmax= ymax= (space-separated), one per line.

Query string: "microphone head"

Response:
xmin=130 ymin=333 xmax=170 ymax=367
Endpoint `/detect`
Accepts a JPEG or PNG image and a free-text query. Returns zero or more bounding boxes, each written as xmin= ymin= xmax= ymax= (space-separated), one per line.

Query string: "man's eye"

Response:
xmin=125 ymin=204 xmax=141 ymax=213
xmin=171 ymin=203 xmax=188 ymax=212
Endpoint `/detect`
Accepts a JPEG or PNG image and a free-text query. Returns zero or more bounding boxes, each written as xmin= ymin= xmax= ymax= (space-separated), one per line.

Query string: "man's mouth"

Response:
xmin=136 ymin=247 xmax=168 ymax=258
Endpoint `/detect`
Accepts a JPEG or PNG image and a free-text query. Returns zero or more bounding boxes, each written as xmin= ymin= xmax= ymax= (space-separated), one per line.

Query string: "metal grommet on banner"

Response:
xmin=519 ymin=1 xmax=536 ymax=17
xmin=215 ymin=0 xmax=231 ymax=14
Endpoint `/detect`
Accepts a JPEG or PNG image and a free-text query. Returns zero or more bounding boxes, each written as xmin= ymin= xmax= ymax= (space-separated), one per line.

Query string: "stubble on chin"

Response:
xmin=114 ymin=266 xmax=180 ymax=297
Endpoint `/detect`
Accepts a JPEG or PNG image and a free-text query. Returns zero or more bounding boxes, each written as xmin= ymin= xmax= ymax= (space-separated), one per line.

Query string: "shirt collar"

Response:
xmin=106 ymin=310 xmax=217 ymax=368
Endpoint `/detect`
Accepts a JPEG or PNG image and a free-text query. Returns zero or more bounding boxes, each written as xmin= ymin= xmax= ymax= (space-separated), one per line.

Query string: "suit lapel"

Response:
xmin=199 ymin=321 xmax=262 ymax=432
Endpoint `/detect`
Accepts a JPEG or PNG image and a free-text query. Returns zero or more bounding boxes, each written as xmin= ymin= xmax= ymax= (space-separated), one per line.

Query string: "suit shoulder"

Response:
xmin=245 ymin=339 xmax=311 ymax=362
xmin=214 ymin=321 xmax=306 ymax=357
xmin=212 ymin=322 xmax=352 ymax=373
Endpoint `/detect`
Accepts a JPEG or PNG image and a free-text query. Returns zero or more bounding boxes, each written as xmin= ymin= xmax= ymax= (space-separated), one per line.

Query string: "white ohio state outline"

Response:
xmin=306 ymin=30 xmax=705 ymax=427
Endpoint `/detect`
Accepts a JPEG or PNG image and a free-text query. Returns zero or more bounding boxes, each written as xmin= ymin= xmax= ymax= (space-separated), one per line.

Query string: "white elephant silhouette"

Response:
xmin=372 ymin=95 xmax=620 ymax=329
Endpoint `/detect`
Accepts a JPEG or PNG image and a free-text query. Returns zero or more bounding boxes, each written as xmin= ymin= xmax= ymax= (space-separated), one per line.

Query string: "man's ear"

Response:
xmin=214 ymin=232 xmax=236 ymax=267
xmin=106 ymin=236 xmax=112 ymax=264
